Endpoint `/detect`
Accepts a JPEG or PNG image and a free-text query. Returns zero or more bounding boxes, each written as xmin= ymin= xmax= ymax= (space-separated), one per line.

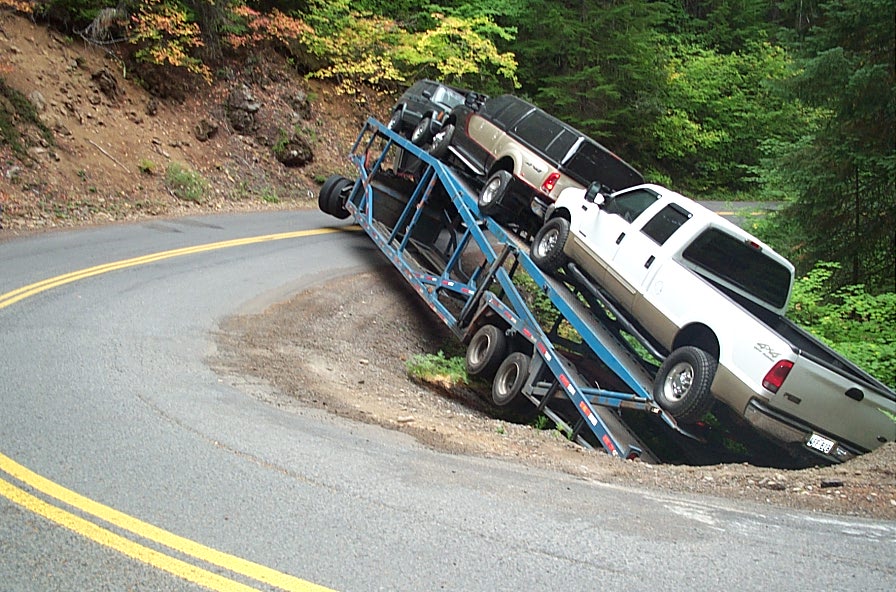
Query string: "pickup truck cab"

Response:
xmin=531 ymin=182 xmax=896 ymax=463
xmin=430 ymin=94 xmax=644 ymax=234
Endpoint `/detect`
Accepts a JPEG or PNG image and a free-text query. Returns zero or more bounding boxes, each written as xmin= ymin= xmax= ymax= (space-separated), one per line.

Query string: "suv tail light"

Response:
xmin=762 ymin=360 xmax=794 ymax=393
xmin=541 ymin=172 xmax=561 ymax=194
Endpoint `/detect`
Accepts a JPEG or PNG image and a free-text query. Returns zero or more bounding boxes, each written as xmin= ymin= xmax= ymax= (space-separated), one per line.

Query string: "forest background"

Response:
xmin=0 ymin=0 xmax=893 ymax=388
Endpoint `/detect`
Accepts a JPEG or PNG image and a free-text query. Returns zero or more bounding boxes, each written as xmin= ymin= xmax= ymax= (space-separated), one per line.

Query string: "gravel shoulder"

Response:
xmin=212 ymin=268 xmax=896 ymax=521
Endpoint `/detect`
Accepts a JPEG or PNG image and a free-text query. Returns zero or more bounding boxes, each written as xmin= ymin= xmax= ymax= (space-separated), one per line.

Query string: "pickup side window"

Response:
xmin=604 ymin=189 xmax=658 ymax=222
xmin=683 ymin=228 xmax=792 ymax=309
xmin=641 ymin=204 xmax=692 ymax=245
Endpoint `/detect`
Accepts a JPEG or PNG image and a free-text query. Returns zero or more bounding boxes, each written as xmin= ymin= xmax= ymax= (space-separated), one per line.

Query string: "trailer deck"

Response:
xmin=318 ymin=118 xmax=694 ymax=460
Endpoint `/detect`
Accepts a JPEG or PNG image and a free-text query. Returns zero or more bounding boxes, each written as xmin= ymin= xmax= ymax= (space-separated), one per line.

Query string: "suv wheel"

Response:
xmin=478 ymin=170 xmax=512 ymax=217
xmin=411 ymin=116 xmax=432 ymax=145
xmin=428 ymin=123 xmax=454 ymax=159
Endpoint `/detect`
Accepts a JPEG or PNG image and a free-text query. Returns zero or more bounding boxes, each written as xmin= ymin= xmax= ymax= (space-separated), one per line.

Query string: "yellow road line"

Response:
xmin=0 ymin=227 xmax=351 ymax=591
xmin=0 ymin=477 xmax=260 ymax=592
xmin=0 ymin=227 xmax=352 ymax=310
xmin=0 ymin=454 xmax=333 ymax=591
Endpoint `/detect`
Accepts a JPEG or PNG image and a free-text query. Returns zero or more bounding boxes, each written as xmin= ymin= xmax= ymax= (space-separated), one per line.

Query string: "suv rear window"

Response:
xmin=563 ymin=140 xmax=644 ymax=191
xmin=683 ymin=228 xmax=791 ymax=309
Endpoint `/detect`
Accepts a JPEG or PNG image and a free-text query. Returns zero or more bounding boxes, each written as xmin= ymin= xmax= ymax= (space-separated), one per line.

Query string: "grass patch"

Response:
xmin=165 ymin=162 xmax=208 ymax=202
xmin=406 ymin=351 xmax=468 ymax=388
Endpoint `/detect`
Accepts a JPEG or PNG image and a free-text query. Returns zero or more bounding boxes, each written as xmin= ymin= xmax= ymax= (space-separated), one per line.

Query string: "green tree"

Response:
xmin=766 ymin=0 xmax=895 ymax=291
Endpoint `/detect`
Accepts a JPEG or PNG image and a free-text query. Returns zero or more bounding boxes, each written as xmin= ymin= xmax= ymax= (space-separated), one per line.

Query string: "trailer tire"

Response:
xmin=318 ymin=175 xmax=348 ymax=216
xmin=327 ymin=177 xmax=354 ymax=219
xmin=428 ymin=123 xmax=454 ymax=159
xmin=465 ymin=325 xmax=507 ymax=379
xmin=492 ymin=352 xmax=531 ymax=409
xmin=653 ymin=346 xmax=717 ymax=423
xmin=478 ymin=170 xmax=512 ymax=217
xmin=531 ymin=217 xmax=570 ymax=272
xmin=411 ymin=116 xmax=432 ymax=146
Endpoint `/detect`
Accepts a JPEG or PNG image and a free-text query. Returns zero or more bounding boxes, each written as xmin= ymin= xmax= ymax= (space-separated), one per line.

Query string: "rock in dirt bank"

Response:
xmin=211 ymin=271 xmax=896 ymax=520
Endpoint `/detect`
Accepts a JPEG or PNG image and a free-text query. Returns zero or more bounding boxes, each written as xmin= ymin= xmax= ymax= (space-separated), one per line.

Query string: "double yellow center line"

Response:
xmin=0 ymin=227 xmax=351 ymax=591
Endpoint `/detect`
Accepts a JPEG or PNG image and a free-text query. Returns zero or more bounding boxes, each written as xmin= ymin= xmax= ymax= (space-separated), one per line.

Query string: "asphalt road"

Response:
xmin=0 ymin=210 xmax=892 ymax=592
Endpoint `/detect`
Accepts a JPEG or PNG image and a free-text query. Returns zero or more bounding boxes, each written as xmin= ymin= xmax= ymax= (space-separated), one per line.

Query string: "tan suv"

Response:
xmin=429 ymin=94 xmax=644 ymax=234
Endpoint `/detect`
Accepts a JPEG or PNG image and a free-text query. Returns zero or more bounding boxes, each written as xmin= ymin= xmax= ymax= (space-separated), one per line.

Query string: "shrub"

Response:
xmin=164 ymin=162 xmax=208 ymax=202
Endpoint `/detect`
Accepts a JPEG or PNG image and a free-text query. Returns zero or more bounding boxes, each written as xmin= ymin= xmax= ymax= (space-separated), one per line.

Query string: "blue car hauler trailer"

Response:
xmin=318 ymin=118 xmax=694 ymax=461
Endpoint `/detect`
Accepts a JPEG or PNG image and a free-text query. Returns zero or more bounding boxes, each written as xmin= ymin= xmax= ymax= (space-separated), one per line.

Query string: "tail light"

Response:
xmin=762 ymin=360 xmax=794 ymax=393
xmin=541 ymin=172 xmax=561 ymax=194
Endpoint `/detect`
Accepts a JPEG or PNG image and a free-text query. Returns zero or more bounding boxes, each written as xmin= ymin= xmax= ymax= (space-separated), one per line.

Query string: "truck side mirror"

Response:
xmin=584 ymin=182 xmax=605 ymax=206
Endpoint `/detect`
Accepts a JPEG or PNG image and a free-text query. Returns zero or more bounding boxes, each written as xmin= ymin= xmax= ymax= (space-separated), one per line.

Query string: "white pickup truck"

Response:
xmin=529 ymin=182 xmax=895 ymax=463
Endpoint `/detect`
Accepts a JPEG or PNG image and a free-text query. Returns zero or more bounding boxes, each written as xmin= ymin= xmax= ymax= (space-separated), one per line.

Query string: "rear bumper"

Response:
xmin=743 ymin=399 xmax=862 ymax=464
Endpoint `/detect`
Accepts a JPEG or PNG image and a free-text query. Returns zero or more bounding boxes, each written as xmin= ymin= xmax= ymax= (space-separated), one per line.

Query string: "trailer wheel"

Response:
xmin=318 ymin=175 xmax=348 ymax=216
xmin=478 ymin=170 xmax=512 ymax=217
xmin=492 ymin=352 xmax=531 ymax=409
xmin=530 ymin=217 xmax=570 ymax=272
xmin=327 ymin=177 xmax=354 ymax=219
xmin=653 ymin=346 xmax=717 ymax=423
xmin=428 ymin=123 xmax=454 ymax=159
xmin=465 ymin=325 xmax=507 ymax=379
xmin=411 ymin=116 xmax=432 ymax=146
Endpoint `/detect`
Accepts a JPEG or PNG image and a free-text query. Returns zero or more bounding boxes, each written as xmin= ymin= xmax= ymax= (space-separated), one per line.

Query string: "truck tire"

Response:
xmin=428 ymin=123 xmax=454 ymax=159
xmin=387 ymin=109 xmax=403 ymax=133
xmin=530 ymin=217 xmax=570 ymax=272
xmin=466 ymin=324 xmax=507 ymax=379
xmin=653 ymin=346 xmax=717 ymax=423
xmin=478 ymin=170 xmax=512 ymax=217
xmin=410 ymin=116 xmax=432 ymax=146
xmin=327 ymin=177 xmax=354 ymax=220
xmin=318 ymin=174 xmax=348 ymax=216
xmin=492 ymin=351 xmax=530 ymax=408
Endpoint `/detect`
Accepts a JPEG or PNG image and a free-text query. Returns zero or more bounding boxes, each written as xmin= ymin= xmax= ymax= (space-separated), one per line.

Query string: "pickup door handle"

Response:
xmin=644 ymin=255 xmax=655 ymax=269
xmin=615 ymin=232 xmax=625 ymax=244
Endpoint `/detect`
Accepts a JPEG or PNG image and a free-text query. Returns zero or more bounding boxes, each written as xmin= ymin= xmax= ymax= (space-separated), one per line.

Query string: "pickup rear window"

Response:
xmin=683 ymin=229 xmax=791 ymax=309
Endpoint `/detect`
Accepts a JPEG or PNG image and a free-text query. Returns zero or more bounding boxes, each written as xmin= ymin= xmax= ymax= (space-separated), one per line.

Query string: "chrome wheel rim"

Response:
xmin=662 ymin=362 xmax=694 ymax=402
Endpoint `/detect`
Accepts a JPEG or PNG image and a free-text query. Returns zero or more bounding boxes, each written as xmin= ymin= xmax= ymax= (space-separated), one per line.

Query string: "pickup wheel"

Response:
xmin=466 ymin=324 xmax=507 ymax=379
xmin=531 ymin=217 xmax=570 ymax=272
xmin=327 ymin=177 xmax=354 ymax=220
xmin=410 ymin=116 xmax=432 ymax=145
xmin=653 ymin=346 xmax=717 ymax=423
xmin=428 ymin=123 xmax=454 ymax=159
xmin=318 ymin=175 xmax=348 ymax=216
xmin=492 ymin=351 xmax=530 ymax=409
xmin=478 ymin=170 xmax=512 ymax=217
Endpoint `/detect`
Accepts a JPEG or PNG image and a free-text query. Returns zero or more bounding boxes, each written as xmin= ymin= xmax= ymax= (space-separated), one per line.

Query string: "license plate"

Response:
xmin=807 ymin=433 xmax=835 ymax=454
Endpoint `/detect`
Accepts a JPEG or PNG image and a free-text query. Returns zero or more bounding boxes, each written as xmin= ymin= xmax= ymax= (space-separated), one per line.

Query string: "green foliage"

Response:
xmin=138 ymin=159 xmax=156 ymax=174
xmin=763 ymin=0 xmax=896 ymax=292
xmin=406 ymin=350 xmax=468 ymax=385
xmin=652 ymin=42 xmax=806 ymax=191
xmin=0 ymin=76 xmax=54 ymax=158
xmin=788 ymin=262 xmax=896 ymax=388
xmin=165 ymin=161 xmax=208 ymax=202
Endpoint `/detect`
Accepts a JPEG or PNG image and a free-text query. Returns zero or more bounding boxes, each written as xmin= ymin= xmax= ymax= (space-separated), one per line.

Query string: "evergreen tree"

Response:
xmin=773 ymin=0 xmax=895 ymax=291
